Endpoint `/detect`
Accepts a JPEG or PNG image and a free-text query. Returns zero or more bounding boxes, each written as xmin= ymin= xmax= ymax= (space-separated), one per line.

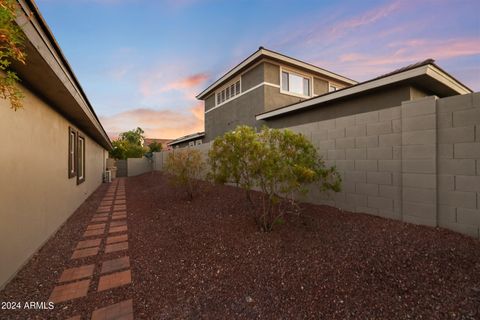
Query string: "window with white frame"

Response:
xmin=77 ymin=134 xmax=85 ymax=184
xmin=329 ymin=84 xmax=338 ymax=92
xmin=188 ymin=141 xmax=195 ymax=147
xmin=281 ymin=70 xmax=311 ymax=97
xmin=68 ymin=127 xmax=77 ymax=178
xmin=216 ymin=79 xmax=241 ymax=105
xmin=195 ymin=139 xmax=202 ymax=145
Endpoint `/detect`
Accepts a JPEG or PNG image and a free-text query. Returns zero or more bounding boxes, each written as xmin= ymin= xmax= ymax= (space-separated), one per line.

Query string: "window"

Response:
xmin=281 ymin=70 xmax=311 ymax=97
xmin=68 ymin=127 xmax=77 ymax=178
xmin=195 ymin=139 xmax=202 ymax=145
xmin=77 ymin=134 xmax=85 ymax=184
xmin=216 ymin=79 xmax=241 ymax=105
xmin=329 ymin=85 xmax=338 ymax=92
xmin=188 ymin=141 xmax=195 ymax=147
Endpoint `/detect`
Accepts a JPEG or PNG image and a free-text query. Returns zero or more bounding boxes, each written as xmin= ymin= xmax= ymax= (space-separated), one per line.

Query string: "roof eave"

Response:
xmin=16 ymin=0 xmax=112 ymax=150
xmin=256 ymin=64 xmax=471 ymax=121
xmin=196 ymin=48 xmax=357 ymax=100
xmin=167 ymin=132 xmax=205 ymax=146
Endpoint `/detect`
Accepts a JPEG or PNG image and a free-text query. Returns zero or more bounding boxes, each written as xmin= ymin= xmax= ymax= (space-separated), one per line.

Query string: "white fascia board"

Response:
xmin=426 ymin=65 xmax=471 ymax=95
xmin=16 ymin=0 xmax=111 ymax=147
xmin=265 ymin=50 xmax=357 ymax=85
xmin=196 ymin=50 xmax=263 ymax=99
xmin=197 ymin=49 xmax=357 ymax=100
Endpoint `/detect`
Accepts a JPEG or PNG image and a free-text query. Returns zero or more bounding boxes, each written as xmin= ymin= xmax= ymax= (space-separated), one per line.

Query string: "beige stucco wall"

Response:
xmin=0 ymin=84 xmax=107 ymax=288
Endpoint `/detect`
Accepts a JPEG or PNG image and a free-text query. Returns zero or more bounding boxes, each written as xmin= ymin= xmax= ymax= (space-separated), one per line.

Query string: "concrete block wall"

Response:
xmin=153 ymin=142 xmax=212 ymax=178
xmin=290 ymin=104 xmax=403 ymax=220
xmin=127 ymin=157 xmax=152 ymax=177
xmin=152 ymin=93 xmax=479 ymax=238
xmin=288 ymin=93 xmax=479 ymax=238
xmin=436 ymin=93 xmax=480 ymax=238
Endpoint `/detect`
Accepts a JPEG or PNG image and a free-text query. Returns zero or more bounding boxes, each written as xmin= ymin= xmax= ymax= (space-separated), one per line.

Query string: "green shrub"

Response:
xmin=166 ymin=148 xmax=205 ymax=200
xmin=209 ymin=125 xmax=341 ymax=231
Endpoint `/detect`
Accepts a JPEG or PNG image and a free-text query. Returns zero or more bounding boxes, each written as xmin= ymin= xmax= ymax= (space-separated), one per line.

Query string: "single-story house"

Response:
xmin=167 ymin=132 xmax=205 ymax=149
xmin=0 ymin=0 xmax=112 ymax=288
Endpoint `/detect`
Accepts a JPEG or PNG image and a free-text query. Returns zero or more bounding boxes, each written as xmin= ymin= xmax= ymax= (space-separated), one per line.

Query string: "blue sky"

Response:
xmin=36 ymin=0 xmax=480 ymax=138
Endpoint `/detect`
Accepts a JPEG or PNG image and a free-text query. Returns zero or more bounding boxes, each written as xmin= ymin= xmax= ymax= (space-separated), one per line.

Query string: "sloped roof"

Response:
xmin=256 ymin=59 xmax=472 ymax=120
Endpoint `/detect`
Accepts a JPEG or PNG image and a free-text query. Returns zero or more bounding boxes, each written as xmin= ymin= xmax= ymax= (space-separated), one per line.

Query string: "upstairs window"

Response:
xmin=281 ymin=70 xmax=311 ymax=97
xmin=216 ymin=79 xmax=241 ymax=105
xmin=68 ymin=127 xmax=77 ymax=178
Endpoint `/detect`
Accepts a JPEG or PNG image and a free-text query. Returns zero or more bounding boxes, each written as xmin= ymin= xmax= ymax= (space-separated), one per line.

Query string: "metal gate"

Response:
xmin=116 ymin=159 xmax=128 ymax=177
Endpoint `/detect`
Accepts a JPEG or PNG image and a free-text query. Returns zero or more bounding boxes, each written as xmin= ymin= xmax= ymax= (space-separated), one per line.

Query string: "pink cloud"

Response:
xmin=100 ymin=103 xmax=204 ymax=139
xmin=328 ymin=1 xmax=403 ymax=38
xmin=315 ymin=37 xmax=480 ymax=81
xmin=140 ymin=72 xmax=208 ymax=98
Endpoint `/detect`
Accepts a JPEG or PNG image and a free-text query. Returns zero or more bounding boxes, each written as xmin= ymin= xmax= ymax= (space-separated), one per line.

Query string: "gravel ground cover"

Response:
xmin=1 ymin=171 xmax=479 ymax=319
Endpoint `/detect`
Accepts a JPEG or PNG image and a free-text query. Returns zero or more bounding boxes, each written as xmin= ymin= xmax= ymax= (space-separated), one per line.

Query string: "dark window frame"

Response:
xmin=68 ymin=127 xmax=77 ymax=178
xmin=77 ymin=132 xmax=86 ymax=185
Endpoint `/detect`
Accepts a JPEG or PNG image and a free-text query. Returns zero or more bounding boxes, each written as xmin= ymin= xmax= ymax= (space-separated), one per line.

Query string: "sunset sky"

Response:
xmin=36 ymin=0 xmax=480 ymax=139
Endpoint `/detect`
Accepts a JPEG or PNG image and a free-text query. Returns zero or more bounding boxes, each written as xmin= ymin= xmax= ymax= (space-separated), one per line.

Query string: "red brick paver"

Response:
xmin=47 ymin=178 xmax=134 ymax=318
xmin=86 ymin=223 xmax=106 ymax=231
xmin=71 ymin=247 xmax=99 ymax=259
xmin=113 ymin=205 xmax=127 ymax=211
xmin=91 ymin=299 xmax=133 ymax=320
xmin=107 ymin=234 xmax=128 ymax=244
xmin=101 ymin=257 xmax=130 ymax=274
xmin=49 ymin=279 xmax=90 ymax=303
xmin=59 ymin=265 xmax=95 ymax=283
xmin=98 ymin=270 xmax=131 ymax=291
xmin=109 ymin=226 xmax=128 ymax=234
xmin=83 ymin=228 xmax=105 ymax=237
xmin=110 ymin=220 xmax=127 ymax=227
xmin=97 ymin=206 xmax=111 ymax=213
xmin=105 ymin=241 xmax=128 ymax=253
xmin=76 ymin=238 xmax=102 ymax=250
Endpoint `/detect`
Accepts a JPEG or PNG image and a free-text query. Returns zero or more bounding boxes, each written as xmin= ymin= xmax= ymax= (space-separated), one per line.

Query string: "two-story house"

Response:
xmin=167 ymin=47 xmax=471 ymax=147
xmin=196 ymin=47 xmax=357 ymax=142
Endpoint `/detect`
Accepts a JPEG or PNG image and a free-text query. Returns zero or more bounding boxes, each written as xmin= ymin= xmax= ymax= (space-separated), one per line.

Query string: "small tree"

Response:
xmin=148 ymin=141 xmax=162 ymax=152
xmin=0 ymin=0 xmax=27 ymax=110
xmin=165 ymin=148 xmax=205 ymax=200
xmin=109 ymin=128 xmax=147 ymax=159
xmin=209 ymin=125 xmax=341 ymax=231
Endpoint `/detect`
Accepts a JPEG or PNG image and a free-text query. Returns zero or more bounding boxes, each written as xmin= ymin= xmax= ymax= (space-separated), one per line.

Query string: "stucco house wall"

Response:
xmin=0 ymin=83 xmax=108 ymax=288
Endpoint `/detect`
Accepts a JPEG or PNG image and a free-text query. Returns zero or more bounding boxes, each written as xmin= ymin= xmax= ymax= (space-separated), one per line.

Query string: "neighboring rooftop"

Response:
xmin=256 ymin=59 xmax=472 ymax=120
xmin=167 ymin=132 xmax=205 ymax=146
xmin=196 ymin=47 xmax=358 ymax=100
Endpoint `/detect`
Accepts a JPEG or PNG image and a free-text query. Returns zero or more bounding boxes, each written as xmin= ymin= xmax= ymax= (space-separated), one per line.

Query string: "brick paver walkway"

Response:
xmin=48 ymin=178 xmax=134 ymax=319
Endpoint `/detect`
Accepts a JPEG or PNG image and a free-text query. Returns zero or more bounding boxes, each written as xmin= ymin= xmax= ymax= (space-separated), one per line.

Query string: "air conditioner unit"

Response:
xmin=104 ymin=170 xmax=112 ymax=183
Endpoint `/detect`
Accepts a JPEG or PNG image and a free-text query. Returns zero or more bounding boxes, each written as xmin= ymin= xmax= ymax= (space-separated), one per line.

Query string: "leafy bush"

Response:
xmin=1 ymin=0 xmax=27 ymax=110
xmin=209 ymin=125 xmax=341 ymax=231
xmin=166 ymin=148 xmax=205 ymax=200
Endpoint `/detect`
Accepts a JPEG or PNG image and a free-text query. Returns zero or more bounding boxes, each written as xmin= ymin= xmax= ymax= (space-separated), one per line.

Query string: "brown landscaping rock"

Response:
xmin=1 ymin=172 xmax=479 ymax=319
